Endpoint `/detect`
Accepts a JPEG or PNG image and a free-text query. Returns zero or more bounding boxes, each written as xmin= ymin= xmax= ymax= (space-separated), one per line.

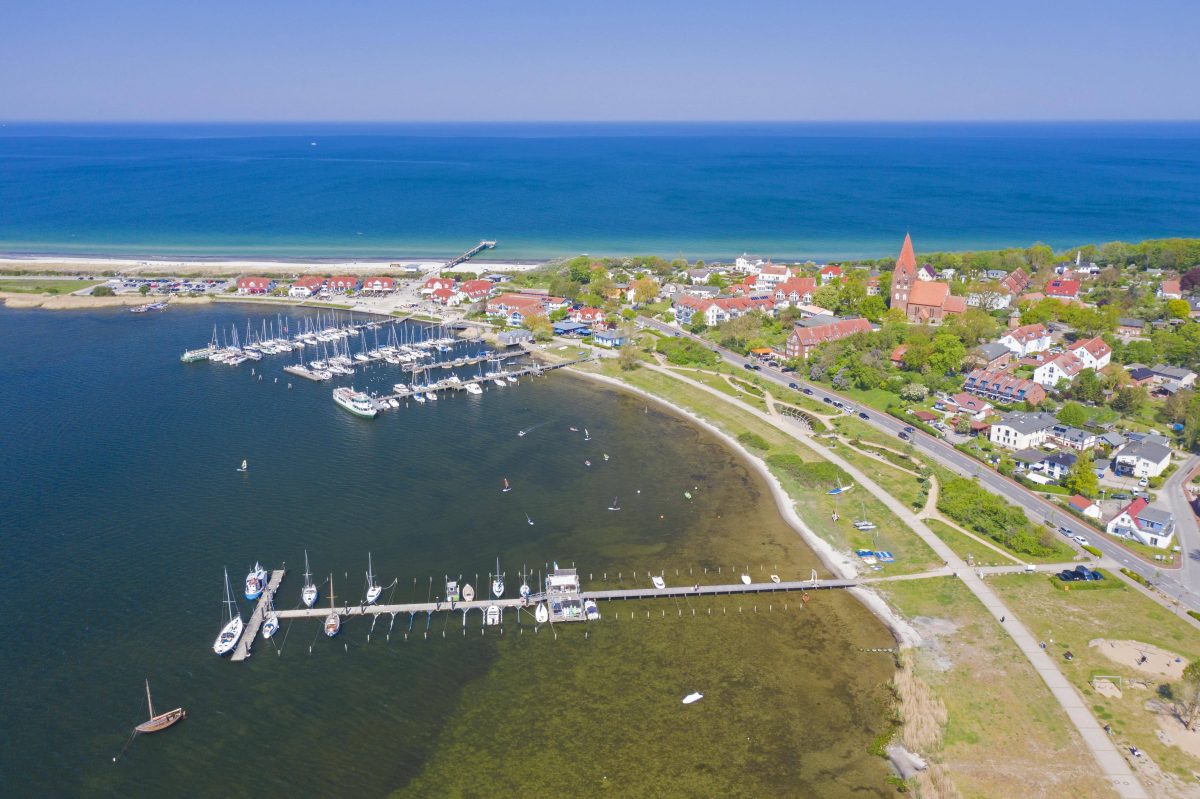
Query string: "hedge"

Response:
xmin=1188 ymin=610 xmax=1200 ymax=623
xmin=1121 ymin=567 xmax=1152 ymax=587
xmin=1082 ymin=544 xmax=1103 ymax=557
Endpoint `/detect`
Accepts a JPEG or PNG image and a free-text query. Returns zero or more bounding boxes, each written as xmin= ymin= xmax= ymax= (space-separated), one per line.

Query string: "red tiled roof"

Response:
xmin=1045 ymin=279 xmax=1080 ymax=297
xmin=943 ymin=294 xmax=967 ymax=314
xmin=1069 ymin=336 xmax=1111 ymax=360
xmin=1004 ymin=323 xmax=1048 ymax=344
xmin=789 ymin=317 xmax=871 ymax=348
xmin=1069 ymin=494 xmax=1093 ymax=511
xmin=890 ymin=344 xmax=908 ymax=361
xmin=908 ymin=281 xmax=950 ymax=306
xmin=896 ymin=233 xmax=917 ymax=273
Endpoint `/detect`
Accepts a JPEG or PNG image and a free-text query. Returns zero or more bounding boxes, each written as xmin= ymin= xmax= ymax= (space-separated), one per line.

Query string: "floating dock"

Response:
xmin=231 ymin=569 xmax=286 ymax=662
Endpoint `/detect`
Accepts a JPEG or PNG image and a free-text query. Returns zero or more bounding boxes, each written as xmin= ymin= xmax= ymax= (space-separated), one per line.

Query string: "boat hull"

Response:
xmin=213 ymin=616 xmax=244 ymax=656
xmin=136 ymin=708 xmax=186 ymax=734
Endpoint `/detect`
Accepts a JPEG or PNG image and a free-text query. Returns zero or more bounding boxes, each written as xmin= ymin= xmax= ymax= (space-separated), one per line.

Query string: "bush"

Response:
xmin=91 ymin=285 xmax=115 ymax=297
xmin=938 ymin=476 xmax=1067 ymax=557
xmin=1082 ymin=544 xmax=1102 ymax=557
xmin=655 ymin=337 xmax=718 ymax=367
xmin=737 ymin=431 xmax=770 ymax=450
xmin=1188 ymin=610 xmax=1200 ymax=623
xmin=1121 ymin=567 xmax=1151 ymax=587
xmin=730 ymin=377 xmax=765 ymax=396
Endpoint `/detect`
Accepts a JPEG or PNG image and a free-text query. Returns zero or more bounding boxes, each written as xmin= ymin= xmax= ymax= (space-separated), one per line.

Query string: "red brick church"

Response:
xmin=889 ymin=233 xmax=965 ymax=323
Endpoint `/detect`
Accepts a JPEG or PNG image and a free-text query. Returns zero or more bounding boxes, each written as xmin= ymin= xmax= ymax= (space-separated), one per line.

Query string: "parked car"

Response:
xmin=1074 ymin=565 xmax=1104 ymax=581
xmin=858 ymin=412 xmax=869 ymax=420
xmin=1138 ymin=477 xmax=1149 ymax=487
xmin=802 ymin=388 xmax=814 ymax=395
xmin=831 ymin=400 xmax=843 ymax=408
xmin=788 ymin=382 xmax=799 ymax=389
xmin=1074 ymin=535 xmax=1091 ymax=547
xmin=1057 ymin=570 xmax=1079 ymax=582
xmin=903 ymin=426 xmax=915 ymax=434
xmin=781 ymin=365 xmax=795 ymax=373
xmin=1058 ymin=526 xmax=1074 ymax=537
xmin=823 ymin=397 xmax=832 ymax=404
xmin=743 ymin=363 xmax=760 ymax=371
xmin=898 ymin=432 xmax=910 ymax=441
xmin=1112 ymin=492 xmax=1130 ymax=500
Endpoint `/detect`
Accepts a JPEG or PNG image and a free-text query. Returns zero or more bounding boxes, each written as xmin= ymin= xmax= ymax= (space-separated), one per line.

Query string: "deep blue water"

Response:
xmin=1 ymin=122 xmax=1198 ymax=260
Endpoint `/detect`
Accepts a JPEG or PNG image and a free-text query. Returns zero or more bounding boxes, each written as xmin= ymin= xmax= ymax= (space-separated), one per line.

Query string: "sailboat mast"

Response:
xmin=145 ymin=679 xmax=154 ymax=719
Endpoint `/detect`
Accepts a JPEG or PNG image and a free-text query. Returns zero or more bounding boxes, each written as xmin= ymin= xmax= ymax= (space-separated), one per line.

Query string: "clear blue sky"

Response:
xmin=3 ymin=0 xmax=1197 ymax=121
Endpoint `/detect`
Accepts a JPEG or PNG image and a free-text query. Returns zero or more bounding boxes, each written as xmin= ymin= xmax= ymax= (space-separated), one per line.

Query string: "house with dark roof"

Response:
xmin=989 ymin=411 xmax=1058 ymax=450
xmin=1114 ymin=440 xmax=1172 ymax=478
xmin=1047 ymin=424 xmax=1096 ymax=451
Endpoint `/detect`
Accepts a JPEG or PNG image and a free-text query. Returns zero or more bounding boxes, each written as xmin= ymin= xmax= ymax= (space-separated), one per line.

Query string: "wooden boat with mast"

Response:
xmin=134 ymin=679 xmax=186 ymax=734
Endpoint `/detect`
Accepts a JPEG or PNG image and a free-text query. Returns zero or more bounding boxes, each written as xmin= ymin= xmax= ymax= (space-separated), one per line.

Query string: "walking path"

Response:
xmin=642 ymin=363 xmax=1148 ymax=798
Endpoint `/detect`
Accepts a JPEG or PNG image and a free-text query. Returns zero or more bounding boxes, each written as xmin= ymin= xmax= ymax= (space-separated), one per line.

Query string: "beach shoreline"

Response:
xmin=568 ymin=367 xmax=919 ymax=649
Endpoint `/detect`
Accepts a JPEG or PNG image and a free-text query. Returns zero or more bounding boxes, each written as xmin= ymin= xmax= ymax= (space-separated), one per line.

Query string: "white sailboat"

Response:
xmin=535 ymin=602 xmax=550 ymax=624
xmin=583 ymin=428 xmax=591 ymax=441
xmin=519 ymin=564 xmax=531 ymax=600
xmin=492 ymin=558 xmax=505 ymax=598
xmin=324 ymin=574 xmax=340 ymax=637
xmin=607 ymin=496 xmax=620 ymax=511
xmin=213 ymin=568 xmax=244 ymax=656
xmin=526 ymin=513 xmax=534 ymax=526
xmin=237 ymin=459 xmax=248 ymax=472
xmin=365 ymin=552 xmax=382 ymax=605
xmin=502 ymin=477 xmax=512 ymax=493
xmin=853 ymin=500 xmax=877 ymax=531
xmin=302 ymin=549 xmax=319 ymax=608
xmin=261 ymin=592 xmax=279 ymax=640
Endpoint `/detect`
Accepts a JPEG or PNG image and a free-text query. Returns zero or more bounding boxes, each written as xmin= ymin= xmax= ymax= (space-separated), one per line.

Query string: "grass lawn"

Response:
xmin=925 ymin=518 xmax=1022 ymax=566
xmin=990 ymin=573 xmax=1200 ymax=782
xmin=878 ymin=577 xmax=1117 ymax=799
xmin=668 ymin=368 xmax=768 ymax=411
xmin=834 ymin=444 xmax=926 ymax=509
xmin=0 ymin=279 xmax=102 ymax=294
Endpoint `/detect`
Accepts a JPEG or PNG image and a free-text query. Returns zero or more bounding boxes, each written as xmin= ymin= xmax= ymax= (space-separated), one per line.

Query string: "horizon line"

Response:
xmin=5 ymin=118 xmax=1200 ymax=125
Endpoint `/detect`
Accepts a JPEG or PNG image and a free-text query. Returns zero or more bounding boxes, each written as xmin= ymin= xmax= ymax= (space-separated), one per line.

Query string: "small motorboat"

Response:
xmin=134 ymin=680 xmax=186 ymax=734
xmin=585 ymin=599 xmax=600 ymax=620
xmin=651 ymin=576 xmax=666 ymax=590
xmin=388 ymin=398 xmax=399 ymax=408
xmin=770 ymin=574 xmax=781 ymax=584
xmin=682 ymin=692 xmax=703 ymax=705
xmin=485 ymin=605 xmax=501 ymax=626
xmin=569 ymin=426 xmax=579 ymax=432
xmin=584 ymin=459 xmax=591 ymax=467
xmin=740 ymin=574 xmax=752 ymax=585
xmin=413 ymin=393 xmax=426 ymax=403
xmin=535 ymin=602 xmax=550 ymax=624
xmin=425 ymin=391 xmax=438 ymax=401
xmin=446 ymin=580 xmax=460 ymax=603
xmin=462 ymin=583 xmax=476 ymax=603
xmin=244 ymin=562 xmax=267 ymax=600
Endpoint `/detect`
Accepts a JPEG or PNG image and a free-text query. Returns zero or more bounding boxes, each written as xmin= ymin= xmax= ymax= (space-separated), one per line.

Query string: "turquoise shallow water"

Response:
xmin=0 ymin=304 xmax=895 ymax=797
xmin=1 ymin=122 xmax=1198 ymax=259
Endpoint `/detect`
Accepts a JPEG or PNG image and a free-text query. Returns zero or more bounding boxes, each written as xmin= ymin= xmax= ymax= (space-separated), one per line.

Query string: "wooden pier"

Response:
xmin=370 ymin=355 xmax=591 ymax=407
xmin=231 ymin=569 xmax=285 ymax=662
xmin=445 ymin=239 xmax=496 ymax=269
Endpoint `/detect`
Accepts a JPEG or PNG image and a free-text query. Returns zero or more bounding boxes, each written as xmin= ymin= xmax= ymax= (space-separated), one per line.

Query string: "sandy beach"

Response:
xmin=0 ymin=254 xmax=546 ymax=278
xmin=0 ymin=291 xmax=216 ymax=310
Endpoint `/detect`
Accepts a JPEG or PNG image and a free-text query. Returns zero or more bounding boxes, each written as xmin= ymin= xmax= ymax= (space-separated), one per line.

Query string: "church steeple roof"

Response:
xmin=896 ymin=232 xmax=917 ymax=273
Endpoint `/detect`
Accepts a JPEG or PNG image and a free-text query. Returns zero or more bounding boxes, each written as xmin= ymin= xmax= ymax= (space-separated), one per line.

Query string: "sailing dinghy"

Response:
xmin=134 ymin=679 xmax=186 ymax=734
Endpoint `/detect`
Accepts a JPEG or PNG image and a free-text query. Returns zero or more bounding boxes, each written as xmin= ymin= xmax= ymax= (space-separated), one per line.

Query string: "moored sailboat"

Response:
xmin=134 ymin=679 xmax=186 ymax=734
xmin=492 ymin=558 xmax=505 ymax=598
xmin=213 ymin=568 xmax=244 ymax=656
xmin=324 ymin=574 xmax=341 ymax=637
xmin=365 ymin=552 xmax=382 ymax=605
xmin=261 ymin=592 xmax=279 ymax=640
xmin=302 ymin=549 xmax=319 ymax=608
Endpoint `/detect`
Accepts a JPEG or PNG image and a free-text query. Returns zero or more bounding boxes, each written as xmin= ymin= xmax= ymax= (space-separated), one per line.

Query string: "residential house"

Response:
xmin=1126 ymin=366 xmax=1157 ymax=386
xmin=422 ymin=276 xmax=457 ymax=295
xmin=733 ymin=255 xmax=763 ymax=274
xmin=288 ymin=276 xmax=325 ymax=297
xmin=1150 ymin=364 xmax=1197 ymax=389
xmin=1113 ymin=440 xmax=1172 ymax=478
xmin=818 ymin=265 xmax=842 ymax=284
xmin=1117 ymin=317 xmax=1147 ymax=338
xmin=943 ymin=392 xmax=993 ymax=421
xmin=998 ymin=323 xmax=1051 ymax=357
xmin=1069 ymin=495 xmax=1102 ymax=520
xmin=551 ymin=320 xmax=589 ymax=336
xmin=988 ymin=411 xmax=1057 ymax=450
xmin=794 ymin=304 xmax=833 ymax=319
xmin=497 ymin=329 xmax=533 ymax=346
xmin=457 ymin=279 xmax=494 ymax=303
xmin=570 ymin=307 xmax=606 ymax=326
xmin=487 ymin=292 xmax=548 ymax=325
xmin=963 ymin=368 xmax=1047 ymax=407
xmin=866 ymin=276 xmax=880 ymax=296
xmin=772 ymin=277 xmax=817 ymax=308
xmin=968 ymin=342 xmax=1013 ymax=370
xmin=1033 ymin=352 xmax=1087 ymax=388
xmin=784 ymin=317 xmax=872 ymax=360
xmin=360 ymin=276 xmax=396 ymax=294
xmin=326 ymin=276 xmax=359 ymax=293
xmin=593 ymin=329 xmax=626 ymax=348
xmin=236 ymin=276 xmax=275 ymax=295
xmin=429 ymin=287 xmax=460 ymax=306
xmin=1046 ymin=424 xmax=1097 ymax=451
xmin=889 ymin=344 xmax=908 ymax=368
xmin=1001 ymin=268 xmax=1032 ymax=297
xmin=1106 ymin=498 xmax=1176 ymax=548
xmin=755 ymin=263 xmax=791 ymax=287
xmin=1067 ymin=336 xmax=1112 ymax=370
xmin=1159 ymin=279 xmax=1183 ymax=300
xmin=1044 ymin=279 xmax=1080 ymax=300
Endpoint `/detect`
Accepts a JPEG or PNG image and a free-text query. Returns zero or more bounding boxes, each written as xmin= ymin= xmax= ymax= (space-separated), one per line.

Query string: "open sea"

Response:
xmin=1 ymin=122 xmax=1199 ymax=260
xmin=0 ymin=304 xmax=897 ymax=797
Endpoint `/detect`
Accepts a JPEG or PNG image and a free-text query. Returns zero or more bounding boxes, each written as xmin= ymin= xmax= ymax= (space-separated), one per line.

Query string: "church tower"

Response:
xmin=890 ymin=232 xmax=918 ymax=312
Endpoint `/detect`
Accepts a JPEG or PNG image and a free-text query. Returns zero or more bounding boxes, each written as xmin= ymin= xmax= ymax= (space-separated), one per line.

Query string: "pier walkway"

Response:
xmin=446 ymin=239 xmax=496 ymax=269
xmin=271 ymin=577 xmax=853 ymax=622
xmin=231 ymin=569 xmax=285 ymax=662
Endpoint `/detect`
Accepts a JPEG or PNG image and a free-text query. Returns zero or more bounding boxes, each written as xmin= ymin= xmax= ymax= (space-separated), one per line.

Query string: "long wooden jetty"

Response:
xmin=373 ymin=355 xmax=590 ymax=405
xmin=446 ymin=239 xmax=496 ymax=269
xmin=231 ymin=569 xmax=285 ymax=662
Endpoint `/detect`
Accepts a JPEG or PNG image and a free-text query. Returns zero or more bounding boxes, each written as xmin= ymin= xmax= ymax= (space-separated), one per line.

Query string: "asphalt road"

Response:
xmin=638 ymin=315 xmax=1200 ymax=613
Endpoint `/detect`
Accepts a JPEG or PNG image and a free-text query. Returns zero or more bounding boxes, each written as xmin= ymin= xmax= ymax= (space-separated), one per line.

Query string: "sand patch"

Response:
xmin=1092 ymin=678 xmax=1123 ymax=699
xmin=1089 ymin=639 xmax=1188 ymax=679
xmin=0 ymin=292 xmax=213 ymax=310
xmin=1154 ymin=709 xmax=1200 ymax=761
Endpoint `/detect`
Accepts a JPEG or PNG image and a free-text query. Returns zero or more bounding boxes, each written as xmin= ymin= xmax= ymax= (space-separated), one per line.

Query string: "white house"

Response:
xmin=999 ymin=323 xmax=1051 ymax=357
xmin=1033 ymin=352 xmax=1087 ymax=388
xmin=989 ymin=411 xmax=1057 ymax=450
xmin=1113 ymin=440 xmax=1172 ymax=478
xmin=1067 ymin=336 xmax=1112 ymax=370
xmin=1106 ymin=498 xmax=1176 ymax=549
xmin=1068 ymin=495 xmax=1102 ymax=520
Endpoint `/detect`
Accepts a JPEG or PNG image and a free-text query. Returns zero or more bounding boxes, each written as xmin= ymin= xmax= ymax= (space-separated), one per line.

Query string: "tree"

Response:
xmin=1182 ymin=266 xmax=1200 ymax=293
xmin=1111 ymin=385 xmax=1147 ymax=415
xmin=812 ymin=284 xmax=841 ymax=311
xmin=859 ymin=294 xmax=887 ymax=322
xmin=1164 ymin=389 xmax=1195 ymax=425
xmin=947 ymin=308 xmax=999 ymax=346
xmin=1166 ymin=298 xmax=1192 ymax=319
xmin=1071 ymin=369 xmax=1104 ymax=404
xmin=618 ymin=342 xmax=641 ymax=371
xmin=1057 ymin=401 xmax=1089 ymax=427
xmin=899 ymin=382 xmax=929 ymax=401
xmin=524 ymin=312 xmax=553 ymax=342
xmin=928 ymin=330 xmax=966 ymax=375
xmin=631 ymin=277 xmax=658 ymax=304
xmin=1176 ymin=661 xmax=1200 ymax=731
xmin=953 ymin=417 xmax=971 ymax=435
xmin=548 ymin=307 xmax=570 ymax=322
xmin=1063 ymin=450 xmax=1098 ymax=497
xmin=138 ymin=285 xmax=150 ymax=296
xmin=91 ymin=285 xmax=115 ymax=297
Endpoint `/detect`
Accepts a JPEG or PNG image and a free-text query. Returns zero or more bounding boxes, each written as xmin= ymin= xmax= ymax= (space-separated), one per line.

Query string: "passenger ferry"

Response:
xmin=332 ymin=387 xmax=377 ymax=418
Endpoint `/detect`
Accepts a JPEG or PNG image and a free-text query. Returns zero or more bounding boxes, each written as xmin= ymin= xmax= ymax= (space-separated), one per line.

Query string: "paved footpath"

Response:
xmin=648 ymin=364 xmax=1149 ymax=799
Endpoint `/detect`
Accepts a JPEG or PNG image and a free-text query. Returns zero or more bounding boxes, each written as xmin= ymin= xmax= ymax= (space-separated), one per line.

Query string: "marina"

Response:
xmin=230 ymin=568 xmax=286 ymax=662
